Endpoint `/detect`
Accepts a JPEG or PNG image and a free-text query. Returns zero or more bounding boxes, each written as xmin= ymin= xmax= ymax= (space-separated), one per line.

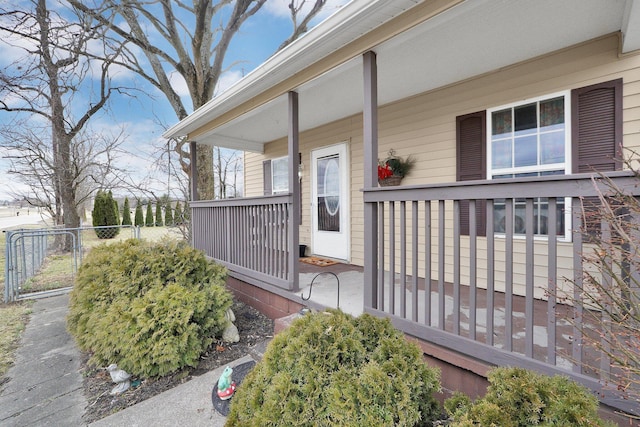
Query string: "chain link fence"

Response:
xmin=3 ymin=224 xmax=187 ymax=302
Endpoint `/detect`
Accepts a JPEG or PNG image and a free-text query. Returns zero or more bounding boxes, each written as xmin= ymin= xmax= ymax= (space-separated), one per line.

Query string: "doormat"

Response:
xmin=300 ymin=256 xmax=339 ymax=267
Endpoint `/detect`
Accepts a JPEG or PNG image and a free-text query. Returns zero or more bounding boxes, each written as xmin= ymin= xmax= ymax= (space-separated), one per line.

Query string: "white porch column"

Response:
xmin=288 ymin=91 xmax=301 ymax=291
xmin=363 ymin=51 xmax=379 ymax=308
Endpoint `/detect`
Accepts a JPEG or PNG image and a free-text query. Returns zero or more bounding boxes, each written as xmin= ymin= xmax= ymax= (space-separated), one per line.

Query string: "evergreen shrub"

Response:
xmin=92 ymin=190 xmax=120 ymax=239
xmin=67 ymin=239 xmax=232 ymax=377
xmin=226 ymin=310 xmax=441 ymax=426
xmin=155 ymin=203 xmax=163 ymax=227
xmin=134 ymin=203 xmax=144 ymax=227
xmin=445 ymin=367 xmax=615 ymax=427
xmin=164 ymin=203 xmax=174 ymax=226
xmin=145 ymin=203 xmax=154 ymax=227
xmin=121 ymin=197 xmax=132 ymax=226
xmin=174 ymin=202 xmax=183 ymax=225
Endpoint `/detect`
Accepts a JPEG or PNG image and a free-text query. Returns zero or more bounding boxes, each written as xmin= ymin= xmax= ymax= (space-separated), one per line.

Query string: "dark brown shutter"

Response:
xmin=572 ymin=78 xmax=622 ymax=173
xmin=572 ymin=78 xmax=623 ymax=234
xmin=263 ymin=160 xmax=272 ymax=195
xmin=456 ymin=111 xmax=486 ymax=236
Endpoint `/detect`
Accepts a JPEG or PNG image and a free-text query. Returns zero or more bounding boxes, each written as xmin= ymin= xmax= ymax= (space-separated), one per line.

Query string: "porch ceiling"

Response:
xmin=175 ymin=0 xmax=636 ymax=152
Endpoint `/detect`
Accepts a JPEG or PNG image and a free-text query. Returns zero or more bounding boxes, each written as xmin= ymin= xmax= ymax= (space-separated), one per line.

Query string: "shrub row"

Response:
xmin=227 ymin=310 xmax=615 ymax=426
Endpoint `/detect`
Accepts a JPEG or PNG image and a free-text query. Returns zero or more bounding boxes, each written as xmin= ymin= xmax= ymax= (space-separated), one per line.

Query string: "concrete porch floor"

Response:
xmin=296 ymin=258 xmax=580 ymax=373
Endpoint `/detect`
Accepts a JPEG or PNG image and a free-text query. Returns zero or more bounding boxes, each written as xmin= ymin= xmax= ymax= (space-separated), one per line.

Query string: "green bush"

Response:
xmin=446 ymin=367 xmax=615 ymax=427
xmin=145 ymin=203 xmax=154 ymax=227
xmin=92 ymin=190 xmax=120 ymax=239
xmin=226 ymin=310 xmax=441 ymax=426
xmin=164 ymin=203 xmax=174 ymax=226
xmin=67 ymin=239 xmax=232 ymax=377
xmin=134 ymin=203 xmax=144 ymax=227
xmin=121 ymin=197 xmax=132 ymax=226
xmin=174 ymin=202 xmax=183 ymax=225
xmin=155 ymin=203 xmax=163 ymax=227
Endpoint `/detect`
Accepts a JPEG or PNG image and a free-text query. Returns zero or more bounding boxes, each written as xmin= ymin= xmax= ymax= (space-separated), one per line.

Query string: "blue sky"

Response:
xmin=0 ymin=0 xmax=348 ymax=201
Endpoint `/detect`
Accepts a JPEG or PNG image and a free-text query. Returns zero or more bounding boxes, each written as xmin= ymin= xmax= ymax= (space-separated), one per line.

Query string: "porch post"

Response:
xmin=288 ymin=91 xmax=301 ymax=291
xmin=363 ymin=51 xmax=379 ymax=308
xmin=190 ymin=141 xmax=198 ymax=202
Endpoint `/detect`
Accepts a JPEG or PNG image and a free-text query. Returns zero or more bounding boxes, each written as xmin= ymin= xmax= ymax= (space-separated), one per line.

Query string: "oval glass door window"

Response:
xmin=317 ymin=155 xmax=340 ymax=232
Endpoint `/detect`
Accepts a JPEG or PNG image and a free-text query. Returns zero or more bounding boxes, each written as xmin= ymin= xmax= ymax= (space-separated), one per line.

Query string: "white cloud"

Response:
xmin=215 ymin=70 xmax=244 ymax=96
xmin=168 ymin=71 xmax=190 ymax=98
xmin=264 ymin=0 xmax=349 ymax=22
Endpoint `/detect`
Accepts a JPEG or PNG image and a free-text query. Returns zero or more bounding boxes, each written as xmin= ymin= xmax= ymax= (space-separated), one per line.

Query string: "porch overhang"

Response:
xmin=163 ymin=0 xmax=639 ymax=151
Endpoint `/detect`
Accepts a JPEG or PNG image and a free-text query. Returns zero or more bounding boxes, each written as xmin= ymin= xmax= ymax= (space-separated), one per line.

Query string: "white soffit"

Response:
xmin=176 ymin=0 xmax=631 ymax=151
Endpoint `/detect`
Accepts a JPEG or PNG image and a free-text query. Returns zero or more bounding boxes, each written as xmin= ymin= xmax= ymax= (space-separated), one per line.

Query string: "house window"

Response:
xmin=488 ymin=92 xmax=570 ymax=237
xmin=271 ymin=157 xmax=288 ymax=194
xmin=489 ymin=93 xmax=569 ymax=177
xmin=456 ymin=78 xmax=622 ymax=238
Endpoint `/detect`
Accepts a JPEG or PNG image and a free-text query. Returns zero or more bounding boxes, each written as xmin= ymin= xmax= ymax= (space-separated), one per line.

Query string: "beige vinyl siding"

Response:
xmin=243 ymin=33 xmax=640 ymax=293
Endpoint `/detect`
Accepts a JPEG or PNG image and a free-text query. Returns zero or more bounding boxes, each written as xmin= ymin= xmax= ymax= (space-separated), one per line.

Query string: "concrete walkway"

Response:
xmin=0 ymin=293 xmax=271 ymax=426
xmin=0 ymin=294 xmax=86 ymax=426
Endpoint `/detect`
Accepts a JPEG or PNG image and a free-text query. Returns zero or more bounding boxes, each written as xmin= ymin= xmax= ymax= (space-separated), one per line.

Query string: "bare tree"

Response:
xmin=69 ymin=0 xmax=328 ymax=201
xmin=0 ymin=122 xmax=128 ymax=225
xmin=0 ymin=0 xmax=130 ymax=245
xmin=214 ymin=146 xmax=243 ymax=199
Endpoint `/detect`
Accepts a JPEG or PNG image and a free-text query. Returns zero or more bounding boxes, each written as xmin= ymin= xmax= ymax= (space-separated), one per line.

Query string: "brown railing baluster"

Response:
xmin=424 ymin=200 xmax=432 ymax=326
xmin=505 ymin=198 xmax=514 ymax=352
xmin=547 ymin=198 xmax=557 ymax=365
xmin=486 ymin=199 xmax=495 ymax=346
xmin=453 ymin=199 xmax=461 ymax=335
xmin=439 ymin=199 xmax=445 ymax=330
xmin=400 ymin=201 xmax=407 ymax=319
xmin=469 ymin=199 xmax=477 ymax=340
xmin=525 ymin=198 xmax=534 ymax=358
xmin=389 ymin=201 xmax=396 ymax=315
xmin=412 ymin=201 xmax=419 ymax=322
xmin=377 ymin=203 xmax=385 ymax=312
xmin=572 ymin=197 xmax=583 ymax=373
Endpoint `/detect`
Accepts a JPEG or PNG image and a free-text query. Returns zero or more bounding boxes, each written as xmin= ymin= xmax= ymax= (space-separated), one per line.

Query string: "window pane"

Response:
xmin=540 ymin=97 xmax=564 ymax=130
xmin=492 ymin=138 xmax=512 ymax=168
xmin=514 ymin=103 xmax=536 ymax=133
xmin=492 ymin=109 xmax=512 ymax=137
xmin=272 ymin=158 xmax=288 ymax=192
xmin=514 ymin=135 xmax=537 ymax=167
xmin=540 ymin=131 xmax=565 ymax=164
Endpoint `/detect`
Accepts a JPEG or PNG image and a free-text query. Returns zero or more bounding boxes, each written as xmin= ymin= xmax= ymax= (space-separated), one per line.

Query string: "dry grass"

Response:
xmin=0 ymin=301 xmax=32 ymax=379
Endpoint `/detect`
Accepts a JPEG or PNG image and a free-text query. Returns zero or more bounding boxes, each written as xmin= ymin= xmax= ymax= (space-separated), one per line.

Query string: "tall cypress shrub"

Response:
xmin=92 ymin=190 xmax=120 ymax=239
xmin=145 ymin=203 xmax=154 ymax=227
xmin=134 ymin=203 xmax=144 ymax=227
xmin=164 ymin=202 xmax=174 ymax=226
xmin=155 ymin=203 xmax=163 ymax=227
xmin=122 ymin=197 xmax=132 ymax=226
xmin=174 ymin=202 xmax=183 ymax=225
xmin=113 ymin=199 xmax=120 ymax=225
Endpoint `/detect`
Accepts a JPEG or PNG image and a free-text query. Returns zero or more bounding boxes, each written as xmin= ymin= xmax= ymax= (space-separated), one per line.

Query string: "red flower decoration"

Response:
xmin=377 ymin=164 xmax=393 ymax=180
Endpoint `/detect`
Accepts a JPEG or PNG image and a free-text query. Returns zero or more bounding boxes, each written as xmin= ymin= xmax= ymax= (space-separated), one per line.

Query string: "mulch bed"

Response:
xmin=80 ymin=299 xmax=274 ymax=424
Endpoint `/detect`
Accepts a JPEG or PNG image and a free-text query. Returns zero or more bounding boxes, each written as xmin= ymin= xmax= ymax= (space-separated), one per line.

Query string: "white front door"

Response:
xmin=311 ymin=143 xmax=350 ymax=260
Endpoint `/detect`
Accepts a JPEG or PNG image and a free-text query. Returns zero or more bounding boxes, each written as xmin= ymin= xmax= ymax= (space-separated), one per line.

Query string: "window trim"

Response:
xmin=486 ymin=91 xmax=572 ymax=241
xmin=486 ymin=90 xmax=572 ymax=178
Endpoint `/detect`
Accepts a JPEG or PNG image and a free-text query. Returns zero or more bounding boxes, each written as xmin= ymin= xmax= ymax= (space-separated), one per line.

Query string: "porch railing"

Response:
xmin=363 ymin=171 xmax=640 ymax=416
xmin=191 ymin=194 xmax=295 ymax=290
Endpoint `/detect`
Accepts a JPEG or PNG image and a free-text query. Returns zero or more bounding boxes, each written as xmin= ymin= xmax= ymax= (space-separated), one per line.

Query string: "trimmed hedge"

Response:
xmin=67 ymin=239 xmax=232 ymax=377
xmin=226 ymin=310 xmax=441 ymax=426
xmin=446 ymin=367 xmax=615 ymax=427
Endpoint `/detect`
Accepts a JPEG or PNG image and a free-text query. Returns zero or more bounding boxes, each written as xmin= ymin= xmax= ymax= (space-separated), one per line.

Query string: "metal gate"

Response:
xmin=4 ymin=225 xmax=139 ymax=302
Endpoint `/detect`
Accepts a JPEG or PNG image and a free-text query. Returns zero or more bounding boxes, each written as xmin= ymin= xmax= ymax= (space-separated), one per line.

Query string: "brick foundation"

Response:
xmin=226 ymin=276 xmax=303 ymax=320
